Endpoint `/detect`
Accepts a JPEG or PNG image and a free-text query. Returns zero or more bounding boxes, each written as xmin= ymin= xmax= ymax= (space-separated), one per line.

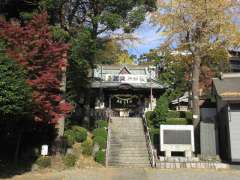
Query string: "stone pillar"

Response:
xmin=109 ymin=95 xmax=112 ymax=109
xmin=185 ymin=150 xmax=192 ymax=158
xmin=165 ymin=150 xmax=171 ymax=158
xmin=152 ymin=96 xmax=157 ymax=110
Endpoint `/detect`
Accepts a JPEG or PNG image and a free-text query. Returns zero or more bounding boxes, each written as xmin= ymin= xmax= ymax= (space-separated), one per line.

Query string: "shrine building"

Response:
xmin=90 ymin=64 xmax=165 ymax=117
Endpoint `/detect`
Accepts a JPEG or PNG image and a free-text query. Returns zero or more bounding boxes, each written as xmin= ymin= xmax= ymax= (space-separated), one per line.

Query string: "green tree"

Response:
xmin=0 ymin=39 xmax=32 ymax=164
xmin=153 ymin=95 xmax=169 ymax=127
xmin=138 ymin=49 xmax=163 ymax=65
xmin=40 ymin=0 xmax=156 ymax=35
xmin=0 ymin=40 xmax=31 ymax=116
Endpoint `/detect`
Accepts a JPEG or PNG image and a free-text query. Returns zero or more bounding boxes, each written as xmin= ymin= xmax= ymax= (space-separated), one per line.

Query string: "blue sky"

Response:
xmin=122 ymin=17 xmax=164 ymax=58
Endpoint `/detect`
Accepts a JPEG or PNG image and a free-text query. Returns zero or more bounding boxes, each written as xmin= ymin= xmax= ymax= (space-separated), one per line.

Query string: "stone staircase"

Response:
xmin=107 ymin=117 xmax=151 ymax=167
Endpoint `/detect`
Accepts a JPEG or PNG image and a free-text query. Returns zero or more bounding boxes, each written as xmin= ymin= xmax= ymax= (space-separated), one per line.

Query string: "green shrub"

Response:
xmin=145 ymin=111 xmax=155 ymax=126
xmin=185 ymin=111 xmax=193 ymax=120
xmin=64 ymin=129 xmax=75 ymax=146
xmin=154 ymin=96 xmax=169 ymax=126
xmin=167 ymin=110 xmax=181 ymax=118
xmin=163 ymin=118 xmax=189 ymax=125
xmin=93 ymin=136 xmax=107 ymax=150
xmin=96 ymin=120 xmax=108 ymax=128
xmin=149 ymin=128 xmax=160 ymax=146
xmin=72 ymin=126 xmax=88 ymax=143
xmin=36 ymin=156 xmax=51 ymax=168
xmin=95 ymin=150 xmax=105 ymax=165
xmin=93 ymin=128 xmax=107 ymax=139
xmin=63 ymin=154 xmax=77 ymax=167
xmin=81 ymin=138 xmax=93 ymax=156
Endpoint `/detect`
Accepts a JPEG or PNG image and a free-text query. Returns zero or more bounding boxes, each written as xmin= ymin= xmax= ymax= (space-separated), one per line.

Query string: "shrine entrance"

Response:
xmin=109 ymin=94 xmax=144 ymax=117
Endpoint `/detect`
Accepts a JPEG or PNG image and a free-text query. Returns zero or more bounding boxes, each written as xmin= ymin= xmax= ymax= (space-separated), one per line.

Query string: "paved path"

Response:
xmin=3 ymin=168 xmax=240 ymax=180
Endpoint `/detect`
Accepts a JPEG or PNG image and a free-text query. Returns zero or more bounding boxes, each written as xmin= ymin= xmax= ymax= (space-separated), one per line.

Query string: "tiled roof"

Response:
xmin=98 ymin=64 xmax=149 ymax=70
xmin=91 ymin=81 xmax=164 ymax=90
xmin=213 ymin=73 xmax=240 ymax=100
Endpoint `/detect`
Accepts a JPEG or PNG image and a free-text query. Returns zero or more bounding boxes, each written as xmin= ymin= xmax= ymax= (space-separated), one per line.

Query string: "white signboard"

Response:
xmin=105 ymin=74 xmax=148 ymax=83
xmin=160 ymin=125 xmax=195 ymax=152
xmin=41 ymin=145 xmax=48 ymax=156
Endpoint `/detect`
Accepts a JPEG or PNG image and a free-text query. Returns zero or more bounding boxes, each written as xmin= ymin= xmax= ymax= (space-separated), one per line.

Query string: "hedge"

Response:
xmin=185 ymin=111 xmax=193 ymax=120
xmin=167 ymin=110 xmax=181 ymax=118
xmin=62 ymin=154 xmax=77 ymax=167
xmin=93 ymin=136 xmax=107 ymax=150
xmin=96 ymin=120 xmax=108 ymax=128
xmin=162 ymin=118 xmax=190 ymax=125
xmin=64 ymin=129 xmax=76 ymax=147
xmin=95 ymin=150 xmax=105 ymax=165
xmin=81 ymin=138 xmax=93 ymax=156
xmin=71 ymin=126 xmax=88 ymax=143
xmin=145 ymin=111 xmax=155 ymax=126
xmin=149 ymin=128 xmax=160 ymax=146
xmin=93 ymin=128 xmax=107 ymax=139
xmin=36 ymin=156 xmax=51 ymax=168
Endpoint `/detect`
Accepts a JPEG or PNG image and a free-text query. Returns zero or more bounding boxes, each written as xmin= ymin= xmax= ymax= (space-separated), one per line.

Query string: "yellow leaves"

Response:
xmin=152 ymin=0 xmax=240 ymax=50
xmin=116 ymin=51 xmax=134 ymax=65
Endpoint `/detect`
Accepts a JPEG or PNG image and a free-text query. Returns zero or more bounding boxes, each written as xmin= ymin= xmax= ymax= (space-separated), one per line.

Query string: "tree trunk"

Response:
xmin=192 ymin=53 xmax=201 ymax=128
xmin=192 ymin=52 xmax=201 ymax=153
xmin=14 ymin=129 xmax=23 ymax=165
xmin=53 ymin=53 xmax=67 ymax=154
xmin=56 ymin=53 xmax=67 ymax=137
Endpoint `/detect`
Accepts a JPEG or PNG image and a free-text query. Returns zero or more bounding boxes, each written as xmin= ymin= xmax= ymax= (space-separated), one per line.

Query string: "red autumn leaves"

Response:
xmin=0 ymin=12 xmax=72 ymax=123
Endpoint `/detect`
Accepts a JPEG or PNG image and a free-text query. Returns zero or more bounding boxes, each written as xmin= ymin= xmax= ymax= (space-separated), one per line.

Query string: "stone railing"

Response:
xmin=142 ymin=115 xmax=157 ymax=167
xmin=105 ymin=110 xmax=112 ymax=167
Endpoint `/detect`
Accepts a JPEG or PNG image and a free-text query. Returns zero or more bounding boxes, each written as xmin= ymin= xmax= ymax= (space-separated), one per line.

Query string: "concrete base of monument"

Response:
xmin=156 ymin=157 xmax=230 ymax=169
xmin=159 ymin=156 xmax=200 ymax=163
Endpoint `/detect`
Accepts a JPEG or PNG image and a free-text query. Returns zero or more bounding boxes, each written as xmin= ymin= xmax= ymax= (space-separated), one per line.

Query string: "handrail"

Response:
xmin=142 ymin=114 xmax=156 ymax=167
xmin=105 ymin=110 xmax=112 ymax=167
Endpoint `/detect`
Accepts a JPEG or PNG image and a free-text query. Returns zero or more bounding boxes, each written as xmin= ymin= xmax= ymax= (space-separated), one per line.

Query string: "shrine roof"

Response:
xmin=94 ymin=64 xmax=152 ymax=75
xmin=91 ymin=80 xmax=165 ymax=90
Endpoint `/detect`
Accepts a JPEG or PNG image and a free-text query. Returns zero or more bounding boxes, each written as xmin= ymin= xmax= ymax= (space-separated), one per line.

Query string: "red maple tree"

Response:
xmin=0 ymin=12 xmax=72 ymax=123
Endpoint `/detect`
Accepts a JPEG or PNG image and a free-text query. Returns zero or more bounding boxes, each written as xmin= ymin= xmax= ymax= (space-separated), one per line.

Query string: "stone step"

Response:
xmin=108 ymin=158 xmax=150 ymax=163
xmin=110 ymin=137 xmax=146 ymax=141
xmin=107 ymin=117 xmax=150 ymax=167
xmin=108 ymin=163 xmax=151 ymax=167
xmin=111 ymin=134 xmax=145 ymax=136
xmin=109 ymin=154 xmax=149 ymax=158
xmin=111 ymin=129 xmax=144 ymax=131
xmin=109 ymin=151 xmax=148 ymax=155
xmin=111 ymin=117 xmax=142 ymax=120
xmin=110 ymin=139 xmax=146 ymax=141
xmin=110 ymin=140 xmax=146 ymax=144
xmin=109 ymin=147 xmax=148 ymax=151
xmin=109 ymin=149 xmax=148 ymax=154
xmin=110 ymin=145 xmax=148 ymax=149
xmin=111 ymin=128 xmax=144 ymax=131
xmin=111 ymin=124 xmax=143 ymax=127
xmin=111 ymin=133 xmax=145 ymax=136
xmin=109 ymin=151 xmax=148 ymax=157
xmin=110 ymin=144 xmax=148 ymax=148
xmin=111 ymin=126 xmax=143 ymax=129
xmin=108 ymin=159 xmax=150 ymax=164
xmin=111 ymin=121 xmax=143 ymax=124
xmin=111 ymin=130 xmax=144 ymax=136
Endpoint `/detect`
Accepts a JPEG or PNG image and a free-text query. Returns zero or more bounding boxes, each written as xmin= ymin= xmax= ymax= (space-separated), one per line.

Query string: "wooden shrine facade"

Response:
xmin=90 ymin=64 xmax=165 ymax=118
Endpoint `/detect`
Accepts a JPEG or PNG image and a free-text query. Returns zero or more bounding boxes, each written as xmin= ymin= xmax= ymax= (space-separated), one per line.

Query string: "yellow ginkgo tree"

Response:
xmin=152 ymin=0 xmax=240 ymax=130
